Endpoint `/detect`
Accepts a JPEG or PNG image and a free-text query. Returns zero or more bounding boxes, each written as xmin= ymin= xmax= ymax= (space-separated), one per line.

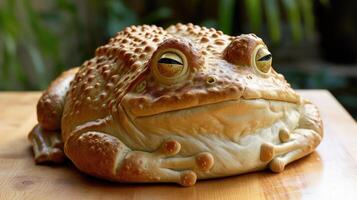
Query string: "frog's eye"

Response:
xmin=253 ymin=45 xmax=272 ymax=74
xmin=158 ymin=52 xmax=184 ymax=77
xmin=152 ymin=49 xmax=188 ymax=84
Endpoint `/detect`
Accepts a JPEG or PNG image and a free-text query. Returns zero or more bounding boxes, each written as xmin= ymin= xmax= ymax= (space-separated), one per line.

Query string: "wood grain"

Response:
xmin=0 ymin=90 xmax=356 ymax=200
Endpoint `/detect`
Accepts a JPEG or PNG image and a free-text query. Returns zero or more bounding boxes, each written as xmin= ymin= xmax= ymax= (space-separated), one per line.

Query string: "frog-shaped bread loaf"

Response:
xmin=29 ymin=23 xmax=323 ymax=186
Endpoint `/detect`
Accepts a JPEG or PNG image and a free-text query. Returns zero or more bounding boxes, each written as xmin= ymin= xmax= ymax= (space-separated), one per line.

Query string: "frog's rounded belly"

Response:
xmin=116 ymin=99 xmax=301 ymax=178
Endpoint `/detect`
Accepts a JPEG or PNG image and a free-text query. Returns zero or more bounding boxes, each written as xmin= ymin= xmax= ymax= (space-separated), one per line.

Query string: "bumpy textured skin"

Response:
xmin=29 ymin=23 xmax=323 ymax=186
xmin=37 ymin=67 xmax=78 ymax=130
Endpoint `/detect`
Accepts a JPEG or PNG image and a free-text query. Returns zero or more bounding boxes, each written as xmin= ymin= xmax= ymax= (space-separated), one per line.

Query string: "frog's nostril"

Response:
xmin=206 ymin=76 xmax=216 ymax=85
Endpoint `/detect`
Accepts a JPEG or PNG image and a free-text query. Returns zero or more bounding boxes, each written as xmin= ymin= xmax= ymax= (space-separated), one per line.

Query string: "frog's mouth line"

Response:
xmin=123 ymin=79 xmax=301 ymax=118
xmin=126 ymin=96 xmax=300 ymax=119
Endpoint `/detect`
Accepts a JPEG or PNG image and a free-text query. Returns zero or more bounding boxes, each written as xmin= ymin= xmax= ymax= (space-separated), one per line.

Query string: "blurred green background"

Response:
xmin=0 ymin=0 xmax=356 ymax=118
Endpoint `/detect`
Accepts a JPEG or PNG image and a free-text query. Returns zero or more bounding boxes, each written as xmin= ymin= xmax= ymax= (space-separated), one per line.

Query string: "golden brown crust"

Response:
xmin=149 ymin=38 xmax=204 ymax=71
xmin=123 ymin=84 xmax=244 ymax=117
xmin=28 ymin=124 xmax=65 ymax=164
xmin=64 ymin=131 xmax=129 ymax=180
xmin=223 ymin=34 xmax=264 ymax=66
xmin=29 ymin=24 xmax=324 ymax=186
xmin=61 ymin=25 xmax=170 ymax=137
xmin=122 ymin=25 xmax=299 ymax=117
xmin=65 ymin=133 xmax=213 ymax=186
xmin=299 ymin=102 xmax=324 ymax=137
xmin=37 ymin=67 xmax=78 ymax=130
xmin=61 ymin=23 xmax=299 ymax=124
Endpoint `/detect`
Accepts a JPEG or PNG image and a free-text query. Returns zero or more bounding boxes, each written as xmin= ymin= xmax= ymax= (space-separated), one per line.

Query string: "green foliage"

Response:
xmin=0 ymin=0 xmax=77 ymax=90
xmin=106 ymin=0 xmax=138 ymax=36
xmin=264 ymin=0 xmax=282 ymax=43
xmin=244 ymin=0 xmax=262 ymax=33
xmin=282 ymin=69 xmax=347 ymax=89
xmin=106 ymin=0 xmax=172 ymax=36
xmin=0 ymin=0 xmax=25 ymax=89
xmin=0 ymin=0 xmax=328 ymax=90
xmin=218 ymin=0 xmax=236 ymax=34
xmin=240 ymin=0 xmax=327 ymax=44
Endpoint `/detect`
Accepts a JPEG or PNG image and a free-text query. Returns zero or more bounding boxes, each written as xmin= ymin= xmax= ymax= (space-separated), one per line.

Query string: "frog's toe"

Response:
xmin=161 ymin=152 xmax=214 ymax=172
xmin=269 ymin=148 xmax=308 ymax=173
xmin=265 ymin=128 xmax=321 ymax=172
xmin=180 ymin=170 xmax=197 ymax=187
xmin=269 ymin=157 xmax=286 ymax=173
xmin=35 ymin=147 xmax=66 ymax=164
xmin=154 ymin=168 xmax=197 ymax=187
xmin=195 ymin=152 xmax=214 ymax=171
xmin=260 ymin=143 xmax=275 ymax=162
xmin=158 ymin=139 xmax=181 ymax=156
xmin=279 ymin=128 xmax=291 ymax=142
xmin=156 ymin=139 xmax=214 ymax=171
xmin=29 ymin=124 xmax=65 ymax=164
xmin=260 ymin=139 xmax=303 ymax=162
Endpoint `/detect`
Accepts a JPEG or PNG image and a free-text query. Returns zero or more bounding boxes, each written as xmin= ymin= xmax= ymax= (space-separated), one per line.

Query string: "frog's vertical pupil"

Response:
xmin=158 ymin=58 xmax=183 ymax=65
xmin=258 ymin=54 xmax=272 ymax=61
xmin=156 ymin=52 xmax=185 ymax=77
xmin=153 ymin=50 xmax=189 ymax=84
xmin=255 ymin=47 xmax=272 ymax=73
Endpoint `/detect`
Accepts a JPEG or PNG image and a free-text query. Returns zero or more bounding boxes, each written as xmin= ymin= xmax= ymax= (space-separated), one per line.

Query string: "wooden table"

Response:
xmin=0 ymin=90 xmax=356 ymax=199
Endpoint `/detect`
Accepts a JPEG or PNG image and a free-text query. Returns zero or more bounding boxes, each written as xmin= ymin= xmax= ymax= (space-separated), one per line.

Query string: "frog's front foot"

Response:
xmin=260 ymin=102 xmax=323 ymax=172
xmin=118 ymin=139 xmax=214 ymax=186
xmin=65 ymin=131 xmax=214 ymax=186
xmin=28 ymin=124 xmax=65 ymax=164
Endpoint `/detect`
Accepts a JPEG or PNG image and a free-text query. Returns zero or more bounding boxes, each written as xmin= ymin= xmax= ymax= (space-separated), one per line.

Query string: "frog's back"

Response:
xmin=62 ymin=25 xmax=170 ymax=139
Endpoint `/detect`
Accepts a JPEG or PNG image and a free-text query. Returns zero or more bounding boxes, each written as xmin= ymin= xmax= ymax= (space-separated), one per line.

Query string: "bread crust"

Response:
xmin=28 ymin=24 xmax=323 ymax=186
xmin=223 ymin=34 xmax=264 ymax=66
xmin=37 ymin=67 xmax=78 ymax=130
xmin=64 ymin=131 xmax=129 ymax=180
